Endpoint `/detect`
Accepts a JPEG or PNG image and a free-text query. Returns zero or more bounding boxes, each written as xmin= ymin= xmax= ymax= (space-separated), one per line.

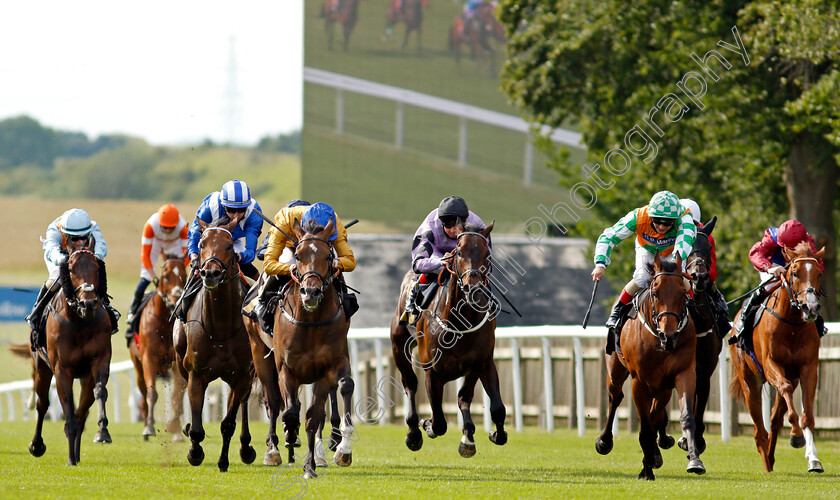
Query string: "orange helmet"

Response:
xmin=158 ymin=204 xmax=180 ymax=227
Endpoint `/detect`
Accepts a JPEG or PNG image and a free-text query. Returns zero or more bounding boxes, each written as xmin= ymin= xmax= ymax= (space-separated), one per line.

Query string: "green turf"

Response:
xmin=0 ymin=423 xmax=838 ymax=499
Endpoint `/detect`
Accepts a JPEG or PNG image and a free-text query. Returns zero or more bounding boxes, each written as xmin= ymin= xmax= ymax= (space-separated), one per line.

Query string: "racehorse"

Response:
xmin=675 ymin=217 xmax=723 ymax=455
xmin=390 ymin=222 xmax=508 ymax=458
xmin=383 ymin=0 xmax=425 ymax=51
xmin=250 ymin=217 xmax=354 ymax=479
xmin=129 ymin=255 xmax=187 ymax=441
xmin=323 ymin=0 xmax=360 ymax=51
xmin=173 ymin=217 xmax=257 ymax=472
xmin=20 ymin=241 xmax=113 ymax=465
xmin=595 ymin=253 xmax=705 ymax=480
xmin=729 ymin=241 xmax=826 ymax=473
xmin=449 ymin=4 xmax=506 ymax=73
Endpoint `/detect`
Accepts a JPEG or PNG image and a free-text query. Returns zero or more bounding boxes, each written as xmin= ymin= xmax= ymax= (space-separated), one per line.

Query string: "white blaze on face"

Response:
xmin=173 ymin=267 xmax=181 ymax=277
xmin=309 ymin=243 xmax=318 ymax=256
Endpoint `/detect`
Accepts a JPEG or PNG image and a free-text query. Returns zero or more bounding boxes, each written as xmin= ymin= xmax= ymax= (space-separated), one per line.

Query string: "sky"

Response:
xmin=0 ymin=1 xmax=303 ymax=146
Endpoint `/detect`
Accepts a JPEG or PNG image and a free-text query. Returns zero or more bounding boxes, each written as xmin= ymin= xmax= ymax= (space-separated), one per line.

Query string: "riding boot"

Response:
xmin=254 ymin=274 xmax=282 ymax=333
xmin=605 ymin=297 xmax=632 ymax=330
xmin=25 ymin=283 xmax=51 ymax=331
xmin=173 ymin=268 xmax=200 ymax=323
xmin=27 ymin=282 xmax=57 ymax=350
xmin=733 ymin=288 xmax=766 ymax=336
xmin=334 ymin=274 xmax=358 ymax=320
xmin=126 ymin=278 xmax=151 ymax=326
xmin=399 ymin=279 xmax=421 ymax=323
xmin=815 ymin=314 xmax=827 ymax=338
xmin=710 ymin=285 xmax=732 ymax=338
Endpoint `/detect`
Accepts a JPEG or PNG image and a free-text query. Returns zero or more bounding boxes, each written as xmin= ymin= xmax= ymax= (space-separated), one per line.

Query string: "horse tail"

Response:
xmin=728 ymin=362 xmax=744 ymax=402
xmin=9 ymin=342 xmax=32 ymax=359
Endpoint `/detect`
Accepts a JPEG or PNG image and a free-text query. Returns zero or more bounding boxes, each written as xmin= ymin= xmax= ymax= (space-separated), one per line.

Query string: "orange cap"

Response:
xmin=158 ymin=204 xmax=180 ymax=227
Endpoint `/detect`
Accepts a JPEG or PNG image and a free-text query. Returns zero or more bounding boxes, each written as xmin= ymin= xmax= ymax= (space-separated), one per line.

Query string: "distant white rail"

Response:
xmin=304 ymin=67 xmax=585 ymax=186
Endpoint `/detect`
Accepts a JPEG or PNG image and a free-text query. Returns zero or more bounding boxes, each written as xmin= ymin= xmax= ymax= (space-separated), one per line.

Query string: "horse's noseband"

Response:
xmin=292 ymin=236 xmax=338 ymax=295
xmin=647 ymin=271 xmax=690 ymax=345
xmin=783 ymin=257 xmax=822 ymax=311
xmin=199 ymin=227 xmax=238 ymax=284
xmin=445 ymin=232 xmax=491 ymax=291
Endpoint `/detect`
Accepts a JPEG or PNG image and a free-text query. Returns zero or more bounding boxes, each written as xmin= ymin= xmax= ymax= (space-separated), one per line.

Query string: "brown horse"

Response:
xmin=390 ymin=222 xmax=507 ymax=457
xmin=323 ymin=0 xmax=360 ymax=51
xmin=173 ymin=217 xmax=257 ymax=472
xmin=449 ymin=4 xmax=506 ymax=73
xmin=674 ymin=217 xmax=722 ymax=455
xmin=129 ymin=255 xmax=187 ymax=441
xmin=729 ymin=241 xmax=825 ymax=473
xmin=383 ymin=0 xmax=425 ymax=51
xmin=595 ymin=253 xmax=704 ymax=480
xmin=252 ymin=218 xmax=354 ymax=479
xmin=23 ymin=242 xmax=113 ymax=465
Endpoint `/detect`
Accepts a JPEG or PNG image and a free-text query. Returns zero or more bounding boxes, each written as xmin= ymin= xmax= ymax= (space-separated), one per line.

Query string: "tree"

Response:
xmin=498 ymin=0 xmax=840 ymax=318
xmin=0 ymin=115 xmax=59 ymax=169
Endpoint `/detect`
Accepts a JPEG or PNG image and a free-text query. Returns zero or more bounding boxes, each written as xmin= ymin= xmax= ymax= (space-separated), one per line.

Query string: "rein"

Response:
xmin=759 ymin=257 xmax=821 ymax=327
xmin=199 ymin=227 xmax=240 ymax=284
xmin=637 ymin=271 xmax=691 ymax=343
xmin=281 ymin=235 xmax=343 ymax=327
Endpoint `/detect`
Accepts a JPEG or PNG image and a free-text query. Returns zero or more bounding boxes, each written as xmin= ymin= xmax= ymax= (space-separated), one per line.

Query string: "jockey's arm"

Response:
xmin=748 ymin=229 xmax=777 ymax=273
xmin=263 ymin=210 xmax=296 ymax=277
xmin=333 ymin=219 xmax=356 ymax=272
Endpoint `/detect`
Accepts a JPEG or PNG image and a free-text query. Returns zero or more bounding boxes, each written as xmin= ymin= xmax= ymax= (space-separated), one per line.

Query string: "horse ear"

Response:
xmin=292 ymin=218 xmax=305 ymax=239
xmin=321 ymin=217 xmax=335 ymax=239
xmin=481 ymin=221 xmax=495 ymax=238
xmin=781 ymin=245 xmax=794 ymax=262
xmin=224 ymin=215 xmax=240 ymax=233
xmin=701 ymin=216 xmax=717 ymax=236
xmin=197 ymin=218 xmax=208 ymax=233
xmin=675 ymin=252 xmax=682 ymax=269
xmin=653 ymin=251 xmax=662 ymax=270
xmin=816 ymin=246 xmax=825 ymax=261
xmin=86 ymin=235 xmax=95 ymax=251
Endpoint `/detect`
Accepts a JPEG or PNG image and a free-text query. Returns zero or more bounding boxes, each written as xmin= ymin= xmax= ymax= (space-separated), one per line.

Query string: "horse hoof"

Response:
xmin=264 ymin=450 xmax=283 ymax=466
xmin=171 ymin=433 xmax=185 ymax=443
xmin=315 ymin=457 xmax=329 ymax=467
xmin=652 ymin=450 xmax=663 ymax=469
xmin=240 ymin=445 xmax=257 ymax=464
xmin=678 ymin=437 xmax=687 ymax=451
xmin=218 ymin=461 xmax=229 ymax=473
xmin=489 ymin=430 xmax=507 ymax=446
xmin=406 ymin=428 xmax=423 ymax=451
xmin=790 ymin=435 xmax=806 ymax=448
xmin=421 ymin=419 xmax=437 ymax=439
xmin=284 ymin=437 xmax=302 ymax=448
xmin=143 ymin=435 xmax=149 ymax=441
xmin=808 ymin=460 xmax=824 ymax=473
xmin=687 ymin=458 xmax=706 ymax=475
xmin=595 ymin=436 xmax=613 ymax=455
xmin=29 ymin=440 xmax=46 ymax=458
xmin=187 ymin=446 xmax=205 ymax=466
xmin=142 ymin=424 xmax=156 ymax=437
xmin=334 ymin=450 xmax=352 ymax=467
xmin=658 ymin=434 xmax=675 ymax=449
xmin=458 ymin=442 xmax=476 ymax=458
xmin=93 ymin=430 xmax=112 ymax=444
xmin=637 ymin=469 xmax=655 ymax=481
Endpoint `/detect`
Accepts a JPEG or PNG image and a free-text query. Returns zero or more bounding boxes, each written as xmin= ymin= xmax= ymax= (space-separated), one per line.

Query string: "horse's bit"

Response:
xmin=645 ymin=271 xmax=691 ymax=343
xmin=199 ymin=227 xmax=239 ymax=284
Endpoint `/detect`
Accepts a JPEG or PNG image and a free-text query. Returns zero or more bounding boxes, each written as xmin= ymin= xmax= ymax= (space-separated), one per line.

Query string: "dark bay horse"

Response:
xmin=23 ymin=242 xmax=113 ymax=465
xmin=729 ymin=241 xmax=825 ymax=473
xmin=383 ymin=0 xmax=425 ymax=51
xmin=390 ymin=222 xmax=507 ymax=457
xmin=252 ymin=218 xmax=354 ymax=479
xmin=449 ymin=4 xmax=506 ymax=73
xmin=676 ymin=217 xmax=722 ymax=455
xmin=129 ymin=255 xmax=187 ymax=441
xmin=323 ymin=0 xmax=360 ymax=51
xmin=173 ymin=217 xmax=256 ymax=472
xmin=595 ymin=253 xmax=704 ymax=480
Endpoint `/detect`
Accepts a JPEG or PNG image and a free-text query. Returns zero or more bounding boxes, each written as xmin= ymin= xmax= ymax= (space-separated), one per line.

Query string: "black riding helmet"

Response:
xmin=438 ymin=196 xmax=468 ymax=223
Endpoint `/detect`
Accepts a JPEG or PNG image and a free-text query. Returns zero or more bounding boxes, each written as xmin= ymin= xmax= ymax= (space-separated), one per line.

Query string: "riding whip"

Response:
xmin=252 ymin=208 xmax=298 ymax=245
xmin=582 ymin=280 xmax=599 ymax=329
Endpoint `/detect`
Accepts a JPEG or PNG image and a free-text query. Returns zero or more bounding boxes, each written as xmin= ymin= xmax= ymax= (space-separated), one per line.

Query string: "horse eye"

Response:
xmin=294 ymin=254 xmax=300 ymax=261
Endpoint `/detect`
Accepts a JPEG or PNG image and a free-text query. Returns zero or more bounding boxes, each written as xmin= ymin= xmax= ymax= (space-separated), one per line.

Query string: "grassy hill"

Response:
xmin=302 ymin=0 xmax=587 ymax=231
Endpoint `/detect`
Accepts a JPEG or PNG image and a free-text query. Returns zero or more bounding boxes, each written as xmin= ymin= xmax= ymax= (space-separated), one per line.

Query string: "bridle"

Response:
xmin=63 ymin=249 xmax=101 ymax=318
xmin=442 ymin=231 xmax=491 ymax=290
xmin=685 ymin=233 xmax=711 ymax=293
xmin=199 ymin=227 xmax=239 ymax=284
xmin=640 ymin=271 xmax=691 ymax=346
xmin=765 ymin=257 xmax=823 ymax=327
xmin=157 ymin=258 xmax=186 ymax=311
xmin=291 ymin=236 xmax=339 ymax=294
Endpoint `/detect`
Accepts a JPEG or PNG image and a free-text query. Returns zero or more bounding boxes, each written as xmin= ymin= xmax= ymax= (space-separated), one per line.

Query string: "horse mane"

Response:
xmin=792 ymin=240 xmax=813 ymax=256
xmin=645 ymin=257 xmax=678 ymax=276
xmin=59 ymin=256 xmax=75 ymax=303
xmin=302 ymin=220 xmax=327 ymax=236
xmin=210 ymin=215 xmax=232 ymax=227
xmin=463 ymin=222 xmax=481 ymax=233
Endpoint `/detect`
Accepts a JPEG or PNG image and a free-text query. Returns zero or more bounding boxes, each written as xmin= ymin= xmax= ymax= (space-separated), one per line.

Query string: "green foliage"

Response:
xmin=497 ymin=0 xmax=840 ymax=311
xmin=257 ymin=130 xmax=301 ymax=153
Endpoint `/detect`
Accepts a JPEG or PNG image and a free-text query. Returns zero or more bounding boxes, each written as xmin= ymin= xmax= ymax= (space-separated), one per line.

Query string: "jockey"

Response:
xmin=464 ymin=0 xmax=487 ymax=19
xmin=680 ymin=198 xmax=731 ymax=336
xmin=400 ymin=195 xmax=487 ymax=324
xmin=25 ymin=208 xmax=120 ymax=349
xmin=733 ymin=219 xmax=827 ymax=339
xmin=250 ymin=201 xmax=357 ymax=332
xmin=174 ymin=180 xmax=263 ymax=322
xmin=124 ymin=204 xmax=188 ymax=343
xmin=590 ymin=191 xmax=696 ymax=353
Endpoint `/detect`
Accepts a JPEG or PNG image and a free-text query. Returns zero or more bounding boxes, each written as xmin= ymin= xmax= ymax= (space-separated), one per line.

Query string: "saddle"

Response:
xmin=127 ymin=291 xmax=156 ymax=335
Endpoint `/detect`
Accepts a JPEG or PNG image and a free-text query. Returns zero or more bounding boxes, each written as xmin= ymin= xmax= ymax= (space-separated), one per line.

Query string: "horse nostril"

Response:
xmin=200 ymin=270 xmax=206 ymax=278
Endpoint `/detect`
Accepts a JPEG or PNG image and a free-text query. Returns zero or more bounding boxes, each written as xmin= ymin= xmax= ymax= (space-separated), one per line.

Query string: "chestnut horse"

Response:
xmin=390 ymin=222 xmax=507 ymax=458
xmin=674 ymin=217 xmax=723 ymax=455
xmin=129 ymin=255 xmax=187 ymax=441
xmin=323 ymin=0 xmax=360 ymax=51
xmin=252 ymin=218 xmax=354 ymax=479
xmin=173 ymin=217 xmax=257 ymax=472
xmin=383 ymin=0 xmax=424 ymax=51
xmin=24 ymin=242 xmax=113 ymax=465
xmin=729 ymin=241 xmax=825 ymax=473
xmin=595 ymin=253 xmax=705 ymax=480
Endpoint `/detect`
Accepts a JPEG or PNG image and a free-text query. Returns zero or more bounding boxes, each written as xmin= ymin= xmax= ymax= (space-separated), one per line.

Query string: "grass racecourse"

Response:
xmin=1 ymin=422 xmax=839 ymax=499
